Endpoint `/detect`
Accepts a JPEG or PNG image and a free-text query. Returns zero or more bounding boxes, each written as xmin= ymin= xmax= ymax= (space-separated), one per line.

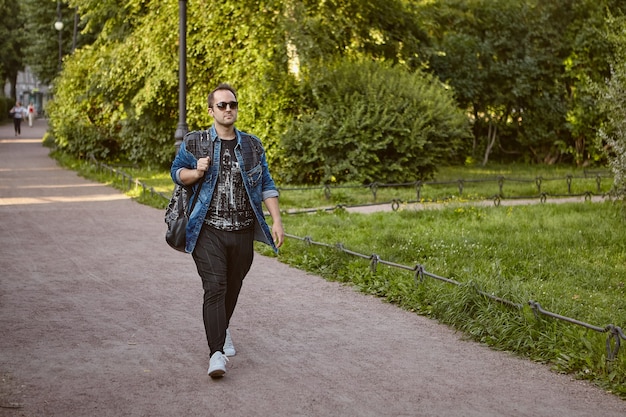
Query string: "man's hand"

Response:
xmin=196 ymin=157 xmax=211 ymax=178
xmin=180 ymin=156 xmax=211 ymax=186
xmin=264 ymin=197 xmax=284 ymax=249
xmin=272 ymin=222 xmax=285 ymax=249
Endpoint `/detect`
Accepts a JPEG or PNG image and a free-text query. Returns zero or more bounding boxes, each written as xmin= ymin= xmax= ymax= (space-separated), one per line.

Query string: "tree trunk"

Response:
xmin=9 ymin=73 xmax=18 ymax=101
xmin=482 ymin=121 xmax=497 ymax=166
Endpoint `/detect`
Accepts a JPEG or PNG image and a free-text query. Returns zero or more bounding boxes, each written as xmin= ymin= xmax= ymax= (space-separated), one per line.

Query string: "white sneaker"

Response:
xmin=208 ymin=351 xmax=228 ymax=378
xmin=224 ymin=329 xmax=236 ymax=357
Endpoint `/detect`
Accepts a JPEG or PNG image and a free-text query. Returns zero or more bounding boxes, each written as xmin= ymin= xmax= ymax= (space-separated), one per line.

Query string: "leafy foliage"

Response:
xmin=422 ymin=0 xmax=626 ymax=166
xmin=19 ymin=0 xmax=98 ymax=86
xmin=47 ymin=0 xmax=180 ymax=165
xmin=0 ymin=0 xmax=25 ymax=98
xmin=45 ymin=0 xmax=431 ymax=170
xmin=280 ymin=59 xmax=470 ymax=184
xmin=47 ymin=0 xmax=298 ymax=167
xmin=40 ymin=0 xmax=626 ymax=183
xmin=597 ymin=15 xmax=626 ymax=198
xmin=284 ymin=0 xmax=428 ymax=68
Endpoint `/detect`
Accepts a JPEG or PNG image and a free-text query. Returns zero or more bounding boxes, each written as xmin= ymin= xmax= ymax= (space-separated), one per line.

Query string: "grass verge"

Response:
xmin=259 ymin=203 xmax=626 ymax=397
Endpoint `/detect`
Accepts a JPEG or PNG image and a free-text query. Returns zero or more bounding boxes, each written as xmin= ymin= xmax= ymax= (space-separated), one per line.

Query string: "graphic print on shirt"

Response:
xmin=205 ymin=140 xmax=255 ymax=231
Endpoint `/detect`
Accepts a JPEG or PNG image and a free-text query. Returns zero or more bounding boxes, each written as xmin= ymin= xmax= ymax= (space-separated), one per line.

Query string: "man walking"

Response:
xmin=170 ymin=83 xmax=284 ymax=378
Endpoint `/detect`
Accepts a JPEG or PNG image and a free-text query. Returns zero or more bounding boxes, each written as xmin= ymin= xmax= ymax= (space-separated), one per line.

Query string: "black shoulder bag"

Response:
xmin=164 ymin=131 xmax=212 ymax=252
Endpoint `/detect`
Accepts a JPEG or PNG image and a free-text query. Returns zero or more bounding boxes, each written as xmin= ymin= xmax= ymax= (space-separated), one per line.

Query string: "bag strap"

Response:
xmin=186 ymin=130 xmax=213 ymax=216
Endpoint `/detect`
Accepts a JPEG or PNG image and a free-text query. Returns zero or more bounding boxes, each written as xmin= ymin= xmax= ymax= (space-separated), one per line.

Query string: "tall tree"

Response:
xmin=46 ymin=0 xmax=431 ymax=174
xmin=422 ymin=0 xmax=626 ymax=166
xmin=560 ymin=0 xmax=626 ymax=166
xmin=21 ymin=0 xmax=99 ymax=85
xmin=423 ymin=0 xmax=575 ymax=165
xmin=0 ymin=0 xmax=25 ymax=99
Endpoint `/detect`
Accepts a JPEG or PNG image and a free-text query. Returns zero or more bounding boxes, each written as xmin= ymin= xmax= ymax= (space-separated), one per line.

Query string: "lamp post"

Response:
xmin=54 ymin=1 xmax=63 ymax=71
xmin=174 ymin=0 xmax=188 ymax=152
xmin=72 ymin=8 xmax=78 ymax=53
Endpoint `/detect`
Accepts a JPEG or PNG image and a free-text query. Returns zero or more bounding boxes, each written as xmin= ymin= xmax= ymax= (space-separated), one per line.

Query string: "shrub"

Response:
xmin=597 ymin=16 xmax=626 ymax=199
xmin=280 ymin=59 xmax=471 ymax=185
xmin=0 ymin=96 xmax=13 ymax=121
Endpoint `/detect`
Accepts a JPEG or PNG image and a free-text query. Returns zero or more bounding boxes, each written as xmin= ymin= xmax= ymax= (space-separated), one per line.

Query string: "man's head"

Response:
xmin=208 ymin=83 xmax=239 ymax=128
xmin=208 ymin=83 xmax=238 ymax=109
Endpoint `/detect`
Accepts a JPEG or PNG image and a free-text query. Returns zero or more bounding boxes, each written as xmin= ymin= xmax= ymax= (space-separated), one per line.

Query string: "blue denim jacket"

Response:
xmin=170 ymin=125 xmax=279 ymax=254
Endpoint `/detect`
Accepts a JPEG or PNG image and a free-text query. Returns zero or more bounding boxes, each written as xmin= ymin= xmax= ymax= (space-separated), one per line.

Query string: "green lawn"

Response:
xmin=266 ymin=201 xmax=626 ymax=397
xmin=277 ymin=164 xmax=613 ymax=209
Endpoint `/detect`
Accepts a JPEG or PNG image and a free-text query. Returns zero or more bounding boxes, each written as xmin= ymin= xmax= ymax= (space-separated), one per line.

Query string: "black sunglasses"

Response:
xmin=214 ymin=101 xmax=238 ymax=111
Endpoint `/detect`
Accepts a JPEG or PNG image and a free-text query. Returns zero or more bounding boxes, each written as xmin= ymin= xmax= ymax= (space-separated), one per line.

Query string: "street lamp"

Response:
xmin=72 ymin=8 xmax=78 ymax=52
xmin=174 ymin=0 xmax=188 ymax=152
xmin=55 ymin=1 xmax=63 ymax=71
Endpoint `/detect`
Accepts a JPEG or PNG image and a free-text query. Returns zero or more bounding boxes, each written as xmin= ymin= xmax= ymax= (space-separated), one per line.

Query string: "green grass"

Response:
xmin=52 ymin=151 xmax=173 ymax=208
xmin=262 ymin=202 xmax=626 ymax=396
xmin=53 ymin=152 xmax=626 ymax=397
xmin=279 ymin=163 xmax=612 ymax=209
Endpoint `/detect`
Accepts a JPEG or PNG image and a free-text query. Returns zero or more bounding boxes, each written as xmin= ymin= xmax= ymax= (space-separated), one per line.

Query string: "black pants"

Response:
xmin=13 ymin=117 xmax=22 ymax=135
xmin=192 ymin=225 xmax=254 ymax=356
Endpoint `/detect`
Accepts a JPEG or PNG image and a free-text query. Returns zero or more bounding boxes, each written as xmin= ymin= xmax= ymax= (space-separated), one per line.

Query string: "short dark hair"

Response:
xmin=208 ymin=83 xmax=238 ymax=108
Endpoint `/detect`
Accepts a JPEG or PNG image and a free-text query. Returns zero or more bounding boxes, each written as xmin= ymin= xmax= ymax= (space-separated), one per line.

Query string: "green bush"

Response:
xmin=279 ymin=59 xmax=471 ymax=185
xmin=597 ymin=16 xmax=626 ymax=199
xmin=0 ymin=97 xmax=13 ymax=121
xmin=45 ymin=1 xmax=182 ymax=167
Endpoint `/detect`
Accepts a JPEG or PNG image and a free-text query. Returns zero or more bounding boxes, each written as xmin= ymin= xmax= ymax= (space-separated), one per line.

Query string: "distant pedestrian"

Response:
xmin=27 ymin=103 xmax=36 ymax=127
xmin=9 ymin=101 xmax=27 ymax=136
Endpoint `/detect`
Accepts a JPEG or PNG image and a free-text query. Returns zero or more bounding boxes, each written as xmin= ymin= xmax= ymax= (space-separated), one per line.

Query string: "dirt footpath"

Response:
xmin=1 ymin=120 xmax=625 ymax=417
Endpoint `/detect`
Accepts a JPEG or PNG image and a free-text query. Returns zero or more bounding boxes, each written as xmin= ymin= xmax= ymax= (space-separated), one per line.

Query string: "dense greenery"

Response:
xmin=0 ymin=97 xmax=14 ymax=121
xmin=8 ymin=0 xmax=615 ymax=190
xmin=597 ymin=14 xmax=626 ymax=198
xmin=280 ymin=60 xmax=470 ymax=184
xmin=0 ymin=0 xmax=25 ymax=99
xmin=47 ymin=1 xmax=181 ymax=164
xmin=422 ymin=0 xmax=626 ymax=166
xmin=20 ymin=0 xmax=95 ymax=86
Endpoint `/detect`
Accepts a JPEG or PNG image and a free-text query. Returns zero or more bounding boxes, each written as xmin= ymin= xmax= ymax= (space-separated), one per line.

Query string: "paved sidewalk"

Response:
xmin=1 ymin=120 xmax=625 ymax=417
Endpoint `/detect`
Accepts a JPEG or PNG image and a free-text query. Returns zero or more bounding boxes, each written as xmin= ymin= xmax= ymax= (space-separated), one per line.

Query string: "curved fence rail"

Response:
xmin=278 ymin=172 xmax=615 ymax=214
xmin=278 ymin=170 xmax=613 ymax=202
xmin=91 ymin=158 xmax=170 ymax=202
xmin=288 ymin=233 xmax=625 ymax=361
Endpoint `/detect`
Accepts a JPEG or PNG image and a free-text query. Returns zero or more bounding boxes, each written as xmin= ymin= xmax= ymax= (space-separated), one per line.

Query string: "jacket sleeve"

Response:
xmin=170 ymin=140 xmax=198 ymax=186
xmin=259 ymin=146 xmax=279 ymax=201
